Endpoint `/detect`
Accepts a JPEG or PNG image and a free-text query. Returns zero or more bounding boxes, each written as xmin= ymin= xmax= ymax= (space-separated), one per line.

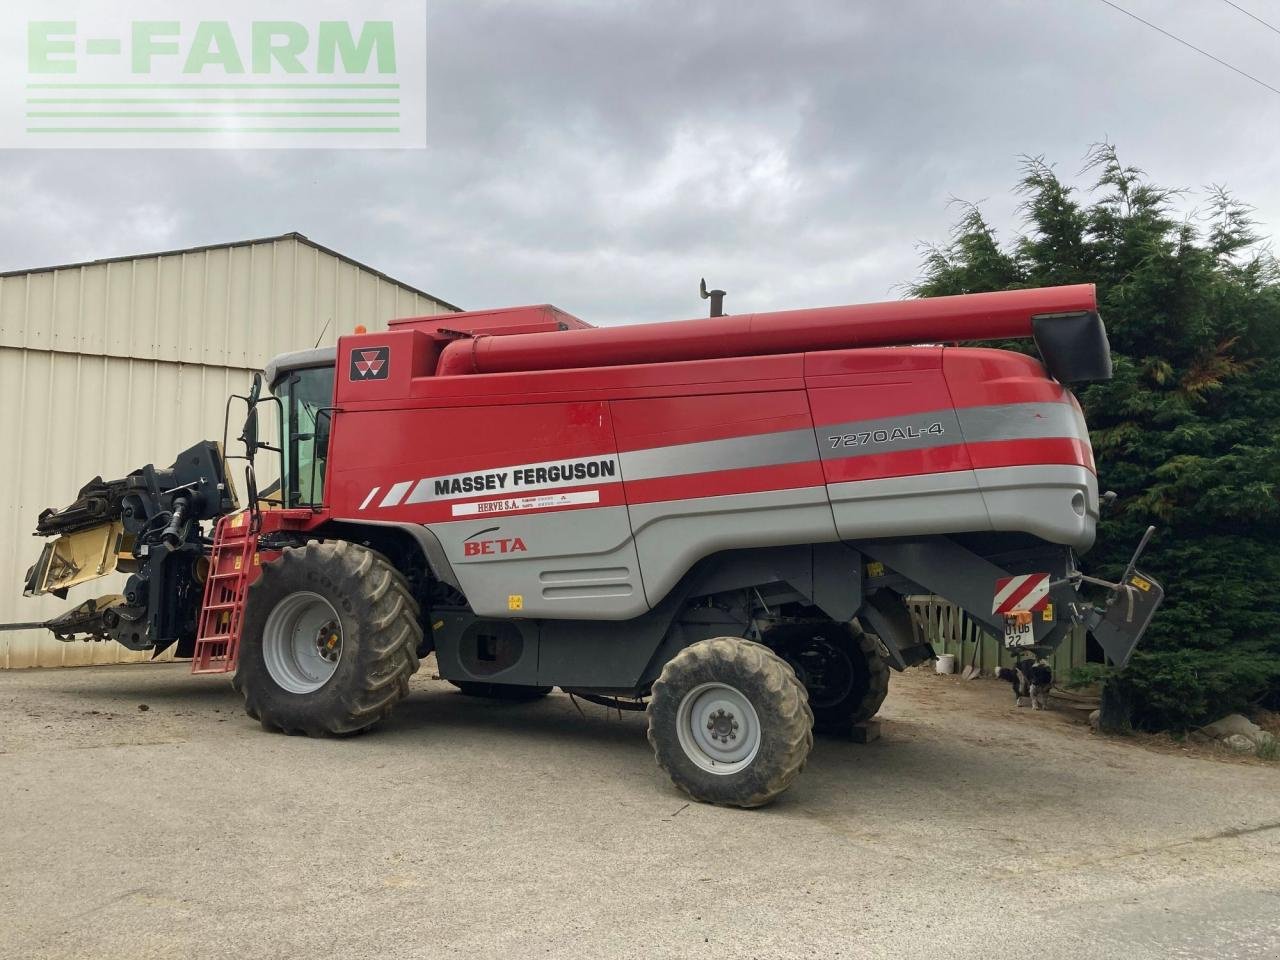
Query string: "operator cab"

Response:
xmin=247 ymin=308 xmax=592 ymax=510
xmin=261 ymin=347 xmax=337 ymax=508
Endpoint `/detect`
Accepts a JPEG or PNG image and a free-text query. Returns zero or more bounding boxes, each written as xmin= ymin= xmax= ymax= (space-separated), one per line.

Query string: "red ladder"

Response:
xmin=192 ymin=514 xmax=257 ymax=674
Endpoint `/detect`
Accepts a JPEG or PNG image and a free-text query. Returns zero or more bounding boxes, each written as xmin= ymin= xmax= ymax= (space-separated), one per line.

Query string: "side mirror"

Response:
xmin=239 ymin=373 xmax=264 ymax=455
xmin=240 ymin=405 xmax=259 ymax=456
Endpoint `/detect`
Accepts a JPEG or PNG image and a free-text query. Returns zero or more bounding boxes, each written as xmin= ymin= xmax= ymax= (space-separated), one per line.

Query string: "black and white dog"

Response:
xmin=995 ymin=659 xmax=1053 ymax=710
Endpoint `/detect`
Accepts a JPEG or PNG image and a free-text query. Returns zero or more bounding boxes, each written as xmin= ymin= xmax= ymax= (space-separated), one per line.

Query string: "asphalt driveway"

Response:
xmin=2 ymin=662 xmax=1277 ymax=960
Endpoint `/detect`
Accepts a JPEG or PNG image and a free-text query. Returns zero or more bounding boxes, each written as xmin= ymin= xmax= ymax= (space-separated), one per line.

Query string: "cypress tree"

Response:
xmin=911 ymin=145 xmax=1280 ymax=729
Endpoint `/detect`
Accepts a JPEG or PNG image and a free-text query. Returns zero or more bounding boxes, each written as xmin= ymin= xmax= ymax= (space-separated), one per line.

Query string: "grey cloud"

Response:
xmin=1 ymin=0 xmax=1277 ymax=327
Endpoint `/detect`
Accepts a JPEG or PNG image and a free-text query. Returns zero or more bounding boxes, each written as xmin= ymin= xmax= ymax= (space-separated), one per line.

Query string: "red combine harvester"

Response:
xmin=16 ymin=284 xmax=1161 ymax=806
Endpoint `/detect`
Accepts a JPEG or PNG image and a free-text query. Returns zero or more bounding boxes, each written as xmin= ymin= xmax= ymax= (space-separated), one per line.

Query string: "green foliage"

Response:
xmin=911 ymin=144 xmax=1280 ymax=730
xmin=1064 ymin=663 xmax=1110 ymax=690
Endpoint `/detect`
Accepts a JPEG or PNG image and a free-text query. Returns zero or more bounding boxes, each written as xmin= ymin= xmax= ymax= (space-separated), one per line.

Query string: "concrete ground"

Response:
xmin=1 ymin=661 xmax=1277 ymax=960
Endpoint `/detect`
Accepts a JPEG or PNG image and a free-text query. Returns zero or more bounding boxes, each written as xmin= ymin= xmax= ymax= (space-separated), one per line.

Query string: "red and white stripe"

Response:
xmin=992 ymin=573 xmax=1051 ymax=614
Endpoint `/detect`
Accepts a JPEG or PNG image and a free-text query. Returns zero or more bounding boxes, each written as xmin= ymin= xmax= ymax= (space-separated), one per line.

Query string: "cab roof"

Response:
xmin=264 ymin=346 xmax=336 ymax=389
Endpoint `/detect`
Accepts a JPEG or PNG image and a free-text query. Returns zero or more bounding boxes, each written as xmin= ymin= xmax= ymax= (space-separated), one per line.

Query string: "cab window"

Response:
xmin=277 ymin=365 xmax=335 ymax=507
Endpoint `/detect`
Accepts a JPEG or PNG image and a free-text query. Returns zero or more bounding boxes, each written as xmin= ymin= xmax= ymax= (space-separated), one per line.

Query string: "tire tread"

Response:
xmin=236 ymin=540 xmax=422 ymax=737
xmin=647 ymin=637 xmax=813 ymax=808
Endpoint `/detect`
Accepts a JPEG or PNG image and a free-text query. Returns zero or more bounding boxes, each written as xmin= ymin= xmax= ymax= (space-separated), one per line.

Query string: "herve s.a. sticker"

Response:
xmin=452 ymin=490 xmax=600 ymax=517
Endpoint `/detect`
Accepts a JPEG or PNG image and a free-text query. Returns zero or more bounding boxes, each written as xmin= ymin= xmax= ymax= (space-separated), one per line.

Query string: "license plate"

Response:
xmin=1003 ymin=615 xmax=1036 ymax=649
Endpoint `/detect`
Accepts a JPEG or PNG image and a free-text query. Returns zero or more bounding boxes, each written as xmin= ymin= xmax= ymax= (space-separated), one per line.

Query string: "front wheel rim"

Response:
xmin=262 ymin=591 xmax=343 ymax=694
xmin=675 ymin=682 xmax=762 ymax=775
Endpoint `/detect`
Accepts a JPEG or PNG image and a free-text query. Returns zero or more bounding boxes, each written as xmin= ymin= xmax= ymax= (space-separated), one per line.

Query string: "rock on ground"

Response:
xmin=1202 ymin=713 xmax=1265 ymax=743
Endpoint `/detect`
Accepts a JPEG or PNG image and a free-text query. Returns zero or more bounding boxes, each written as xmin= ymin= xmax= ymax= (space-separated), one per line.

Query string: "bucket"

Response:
xmin=935 ymin=654 xmax=956 ymax=675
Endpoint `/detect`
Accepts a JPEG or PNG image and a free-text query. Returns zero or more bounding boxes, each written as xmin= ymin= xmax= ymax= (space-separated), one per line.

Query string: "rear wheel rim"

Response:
xmin=262 ymin=591 xmax=343 ymax=694
xmin=676 ymin=682 xmax=761 ymax=775
xmin=785 ymin=634 xmax=857 ymax=710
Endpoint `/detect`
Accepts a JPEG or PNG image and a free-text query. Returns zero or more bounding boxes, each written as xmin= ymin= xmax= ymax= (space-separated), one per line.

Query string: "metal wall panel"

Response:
xmin=0 ymin=236 xmax=456 ymax=668
xmin=0 ymin=348 xmax=257 ymax=667
xmin=0 ymin=235 xmax=452 ymax=368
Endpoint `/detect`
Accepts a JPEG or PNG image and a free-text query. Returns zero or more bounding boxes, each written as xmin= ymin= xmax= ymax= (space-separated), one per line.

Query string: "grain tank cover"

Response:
xmin=389 ymin=304 xmax=591 ymax=340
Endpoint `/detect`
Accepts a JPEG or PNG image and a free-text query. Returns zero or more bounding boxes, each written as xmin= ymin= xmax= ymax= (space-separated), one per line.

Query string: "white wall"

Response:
xmin=0 ymin=235 xmax=455 ymax=667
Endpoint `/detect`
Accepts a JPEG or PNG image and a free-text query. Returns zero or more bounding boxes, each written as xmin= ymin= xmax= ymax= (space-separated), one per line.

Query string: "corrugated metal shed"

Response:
xmin=0 ymin=233 xmax=458 ymax=668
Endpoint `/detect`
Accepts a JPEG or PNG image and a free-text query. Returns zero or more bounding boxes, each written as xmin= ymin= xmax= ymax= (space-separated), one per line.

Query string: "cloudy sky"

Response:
xmin=2 ymin=0 xmax=1279 ymax=325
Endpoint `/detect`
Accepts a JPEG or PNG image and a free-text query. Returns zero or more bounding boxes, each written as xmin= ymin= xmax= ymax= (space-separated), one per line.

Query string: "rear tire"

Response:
xmin=766 ymin=621 xmax=890 ymax=732
xmin=449 ymin=681 xmax=553 ymax=701
xmin=235 ymin=540 xmax=422 ymax=736
xmin=647 ymin=637 xmax=813 ymax=808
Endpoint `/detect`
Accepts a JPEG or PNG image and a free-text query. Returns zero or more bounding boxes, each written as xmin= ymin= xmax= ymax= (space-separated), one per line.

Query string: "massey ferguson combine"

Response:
xmin=14 ymin=283 xmax=1162 ymax=807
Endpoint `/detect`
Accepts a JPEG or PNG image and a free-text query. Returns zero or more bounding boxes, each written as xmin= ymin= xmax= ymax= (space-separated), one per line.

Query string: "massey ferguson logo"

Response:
xmin=350 ymin=346 xmax=390 ymax=381
xmin=463 ymin=527 xmax=528 ymax=557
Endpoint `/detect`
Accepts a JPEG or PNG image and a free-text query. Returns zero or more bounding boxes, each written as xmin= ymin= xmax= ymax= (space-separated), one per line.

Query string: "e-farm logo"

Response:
xmin=1 ymin=2 xmax=425 ymax=148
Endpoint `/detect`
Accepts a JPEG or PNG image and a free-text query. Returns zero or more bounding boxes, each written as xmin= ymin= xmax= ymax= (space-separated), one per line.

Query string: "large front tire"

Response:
xmin=235 ymin=540 xmax=422 ymax=736
xmin=647 ymin=638 xmax=813 ymax=808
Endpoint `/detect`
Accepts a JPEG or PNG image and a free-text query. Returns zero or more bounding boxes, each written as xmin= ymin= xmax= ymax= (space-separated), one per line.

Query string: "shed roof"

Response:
xmin=0 ymin=231 xmax=463 ymax=313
